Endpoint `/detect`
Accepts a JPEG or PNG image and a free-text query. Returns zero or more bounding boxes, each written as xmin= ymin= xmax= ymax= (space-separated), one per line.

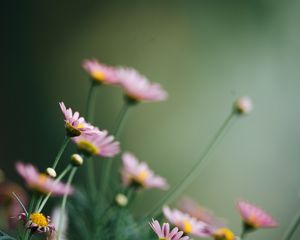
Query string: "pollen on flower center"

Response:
xmin=136 ymin=170 xmax=149 ymax=182
xmin=213 ymin=228 xmax=234 ymax=240
xmin=77 ymin=140 xmax=99 ymax=155
xmin=65 ymin=122 xmax=82 ymax=137
xmin=91 ymin=70 xmax=105 ymax=81
xmin=183 ymin=219 xmax=193 ymax=234
xmin=30 ymin=213 xmax=48 ymax=227
xmin=38 ymin=174 xmax=48 ymax=184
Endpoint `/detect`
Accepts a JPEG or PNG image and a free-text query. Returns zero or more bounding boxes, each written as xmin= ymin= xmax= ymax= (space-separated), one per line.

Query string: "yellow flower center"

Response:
xmin=30 ymin=213 xmax=48 ymax=227
xmin=135 ymin=170 xmax=149 ymax=183
xmin=38 ymin=174 xmax=48 ymax=184
xmin=183 ymin=219 xmax=193 ymax=234
xmin=65 ymin=122 xmax=81 ymax=137
xmin=91 ymin=70 xmax=105 ymax=82
xmin=77 ymin=140 xmax=99 ymax=155
xmin=214 ymin=228 xmax=235 ymax=240
xmin=246 ymin=214 xmax=260 ymax=228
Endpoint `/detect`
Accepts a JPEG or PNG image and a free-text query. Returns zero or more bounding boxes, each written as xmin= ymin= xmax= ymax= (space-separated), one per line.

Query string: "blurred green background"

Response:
xmin=2 ymin=0 xmax=300 ymax=239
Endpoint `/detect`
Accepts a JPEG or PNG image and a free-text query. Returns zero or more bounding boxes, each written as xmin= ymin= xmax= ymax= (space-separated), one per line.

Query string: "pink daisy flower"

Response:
xmin=121 ymin=152 xmax=168 ymax=190
xmin=82 ymin=59 xmax=118 ymax=84
xmin=150 ymin=219 xmax=189 ymax=240
xmin=59 ymin=102 xmax=94 ymax=137
xmin=16 ymin=162 xmax=73 ymax=196
xmin=19 ymin=212 xmax=55 ymax=235
xmin=72 ymin=128 xmax=120 ymax=157
xmin=163 ymin=206 xmax=210 ymax=238
xmin=236 ymin=200 xmax=278 ymax=229
xmin=116 ymin=67 xmax=168 ymax=102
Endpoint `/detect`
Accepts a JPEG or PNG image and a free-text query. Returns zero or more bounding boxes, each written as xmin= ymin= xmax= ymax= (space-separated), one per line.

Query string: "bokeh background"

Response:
xmin=2 ymin=0 xmax=300 ymax=239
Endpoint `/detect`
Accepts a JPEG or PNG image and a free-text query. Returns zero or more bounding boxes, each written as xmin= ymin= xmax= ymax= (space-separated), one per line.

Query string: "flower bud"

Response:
xmin=234 ymin=97 xmax=253 ymax=114
xmin=71 ymin=154 xmax=84 ymax=166
xmin=115 ymin=193 xmax=128 ymax=207
xmin=46 ymin=168 xmax=57 ymax=178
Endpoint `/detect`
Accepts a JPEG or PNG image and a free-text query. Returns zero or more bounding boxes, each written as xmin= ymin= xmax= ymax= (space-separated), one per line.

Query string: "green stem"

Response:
xmin=100 ymin=102 xmax=131 ymax=202
xmin=57 ymin=167 xmax=77 ymax=240
xmin=37 ymin=165 xmax=72 ymax=212
xmin=34 ymin=196 xmax=43 ymax=212
xmin=282 ymin=207 xmax=300 ymax=240
xmin=52 ymin=136 xmax=70 ymax=170
xmin=28 ymin=193 xmax=36 ymax=215
xmin=146 ymin=111 xmax=236 ymax=218
xmin=86 ymin=81 xmax=98 ymax=123
xmin=113 ymin=101 xmax=131 ymax=138
xmin=240 ymin=231 xmax=247 ymax=239
xmin=86 ymin=156 xmax=97 ymax=200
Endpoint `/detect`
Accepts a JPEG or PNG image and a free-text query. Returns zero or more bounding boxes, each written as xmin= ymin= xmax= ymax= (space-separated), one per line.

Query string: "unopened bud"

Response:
xmin=71 ymin=154 xmax=84 ymax=166
xmin=234 ymin=97 xmax=253 ymax=114
xmin=115 ymin=193 xmax=128 ymax=207
xmin=46 ymin=168 xmax=57 ymax=178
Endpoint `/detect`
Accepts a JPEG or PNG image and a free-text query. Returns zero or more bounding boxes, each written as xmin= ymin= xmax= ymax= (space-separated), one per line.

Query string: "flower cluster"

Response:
xmin=0 ymin=57 xmax=281 ymax=240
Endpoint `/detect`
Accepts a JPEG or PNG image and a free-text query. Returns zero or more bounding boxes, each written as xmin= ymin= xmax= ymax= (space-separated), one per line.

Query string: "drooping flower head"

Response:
xmin=16 ymin=162 xmax=74 ymax=196
xmin=19 ymin=212 xmax=55 ymax=234
xmin=121 ymin=152 xmax=168 ymax=190
xmin=163 ymin=206 xmax=210 ymax=238
xmin=179 ymin=197 xmax=226 ymax=228
xmin=82 ymin=59 xmax=118 ymax=84
xmin=116 ymin=67 xmax=168 ymax=103
xmin=59 ymin=102 xmax=94 ymax=137
xmin=236 ymin=200 xmax=278 ymax=231
xmin=150 ymin=219 xmax=189 ymax=240
xmin=72 ymin=128 xmax=120 ymax=157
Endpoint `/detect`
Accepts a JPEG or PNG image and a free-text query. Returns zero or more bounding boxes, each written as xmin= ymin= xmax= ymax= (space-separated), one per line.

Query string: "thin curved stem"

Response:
xmin=146 ymin=111 xmax=236 ymax=218
xmin=282 ymin=207 xmax=300 ymax=240
xmin=37 ymin=165 xmax=72 ymax=213
xmin=86 ymin=81 xmax=98 ymax=123
xmin=52 ymin=136 xmax=70 ymax=170
xmin=57 ymin=167 xmax=77 ymax=240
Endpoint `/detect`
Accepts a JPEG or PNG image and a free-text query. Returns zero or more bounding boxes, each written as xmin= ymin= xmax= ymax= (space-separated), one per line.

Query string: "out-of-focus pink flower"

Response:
xmin=16 ymin=162 xmax=73 ymax=196
xmin=59 ymin=102 xmax=94 ymax=137
xmin=72 ymin=128 xmax=120 ymax=157
xmin=121 ymin=152 xmax=168 ymax=190
xmin=116 ymin=67 xmax=168 ymax=102
xmin=0 ymin=181 xmax=28 ymax=229
xmin=236 ymin=200 xmax=278 ymax=229
xmin=163 ymin=206 xmax=210 ymax=238
xmin=150 ymin=219 xmax=189 ymax=240
xmin=19 ymin=212 xmax=55 ymax=235
xmin=82 ymin=59 xmax=118 ymax=84
xmin=179 ymin=197 xmax=226 ymax=228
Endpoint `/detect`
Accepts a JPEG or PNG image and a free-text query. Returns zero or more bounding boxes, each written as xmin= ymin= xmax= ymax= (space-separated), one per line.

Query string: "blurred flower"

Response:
xmin=163 ymin=206 xmax=210 ymax=238
xmin=72 ymin=128 xmax=120 ymax=157
xmin=179 ymin=197 xmax=226 ymax=228
xmin=116 ymin=67 xmax=168 ymax=103
xmin=150 ymin=219 xmax=189 ymax=240
xmin=121 ymin=152 xmax=168 ymax=190
xmin=82 ymin=59 xmax=118 ymax=84
xmin=213 ymin=228 xmax=236 ymax=240
xmin=0 ymin=181 xmax=28 ymax=229
xmin=234 ymin=97 xmax=253 ymax=114
xmin=19 ymin=212 xmax=55 ymax=234
xmin=236 ymin=200 xmax=278 ymax=231
xmin=59 ymin=102 xmax=94 ymax=137
xmin=50 ymin=206 xmax=68 ymax=240
xmin=16 ymin=162 xmax=74 ymax=196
